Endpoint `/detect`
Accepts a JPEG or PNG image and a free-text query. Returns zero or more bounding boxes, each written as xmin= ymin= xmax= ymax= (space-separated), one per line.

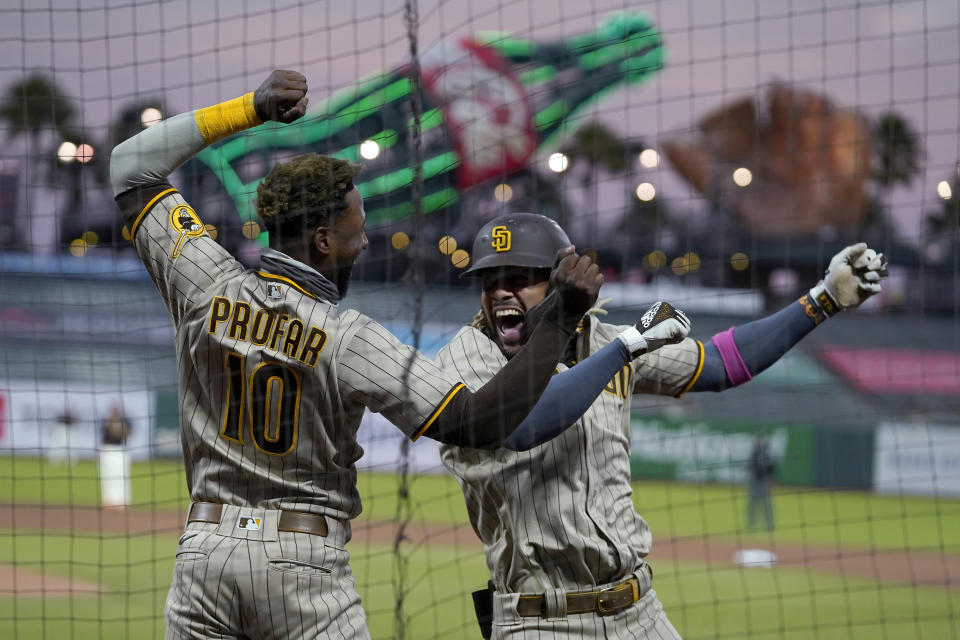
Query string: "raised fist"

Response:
xmin=549 ymin=246 xmax=604 ymax=327
xmin=619 ymin=301 xmax=691 ymax=358
xmin=809 ymin=242 xmax=888 ymax=316
xmin=254 ymin=70 xmax=309 ymax=123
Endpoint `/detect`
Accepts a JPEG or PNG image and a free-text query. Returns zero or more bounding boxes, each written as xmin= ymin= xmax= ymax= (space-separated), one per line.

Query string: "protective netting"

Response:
xmin=1 ymin=1 xmax=958 ymax=638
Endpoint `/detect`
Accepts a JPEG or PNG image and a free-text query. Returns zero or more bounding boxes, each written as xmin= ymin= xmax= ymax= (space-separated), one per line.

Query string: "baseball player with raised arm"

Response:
xmin=438 ymin=213 xmax=888 ymax=639
xmin=109 ymin=71 xmax=614 ymax=640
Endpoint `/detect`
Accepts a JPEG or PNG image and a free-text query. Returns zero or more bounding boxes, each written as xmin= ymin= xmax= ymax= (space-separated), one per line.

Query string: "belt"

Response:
xmin=187 ymin=502 xmax=328 ymax=537
xmin=515 ymin=564 xmax=653 ymax=617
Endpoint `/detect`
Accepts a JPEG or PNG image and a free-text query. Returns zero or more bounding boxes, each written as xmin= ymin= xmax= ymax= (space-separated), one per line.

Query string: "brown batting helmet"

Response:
xmin=461 ymin=212 xmax=571 ymax=277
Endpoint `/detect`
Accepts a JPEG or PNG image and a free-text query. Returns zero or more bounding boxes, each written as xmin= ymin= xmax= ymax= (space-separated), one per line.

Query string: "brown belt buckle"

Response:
xmin=596 ymin=579 xmax=636 ymax=616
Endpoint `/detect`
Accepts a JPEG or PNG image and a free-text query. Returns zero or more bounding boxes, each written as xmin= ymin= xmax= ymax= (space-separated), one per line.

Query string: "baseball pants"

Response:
xmin=490 ymin=573 xmax=682 ymax=639
xmin=164 ymin=504 xmax=370 ymax=640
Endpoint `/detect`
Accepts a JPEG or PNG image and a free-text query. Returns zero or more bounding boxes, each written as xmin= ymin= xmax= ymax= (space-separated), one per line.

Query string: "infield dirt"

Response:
xmin=2 ymin=502 xmax=957 ymax=592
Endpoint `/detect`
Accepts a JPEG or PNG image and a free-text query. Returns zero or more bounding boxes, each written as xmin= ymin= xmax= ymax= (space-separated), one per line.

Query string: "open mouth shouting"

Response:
xmin=491 ymin=304 xmax=527 ymax=352
xmin=479 ymin=267 xmax=551 ymax=357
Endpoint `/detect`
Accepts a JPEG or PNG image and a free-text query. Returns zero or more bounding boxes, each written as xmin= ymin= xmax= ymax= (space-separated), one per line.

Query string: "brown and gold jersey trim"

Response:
xmin=412 ymin=383 xmax=467 ymax=442
xmin=115 ymin=183 xmax=178 ymax=242
xmin=675 ymin=339 xmax=705 ymax=398
xmin=256 ymin=270 xmax=318 ymax=300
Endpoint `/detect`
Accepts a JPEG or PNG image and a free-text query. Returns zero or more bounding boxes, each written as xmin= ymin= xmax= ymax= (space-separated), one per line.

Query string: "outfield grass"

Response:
xmin=2 ymin=455 xmax=957 ymax=552
xmin=0 ymin=530 xmax=174 ymax=640
xmin=2 ymin=456 xmax=958 ymax=638
xmin=0 ymin=456 xmax=190 ymax=511
xmin=635 ymin=479 xmax=960 ymax=552
xmin=353 ymin=542 xmax=490 ymax=639
xmin=654 ymin=561 xmax=960 ymax=640
xmin=2 ymin=531 xmax=958 ymax=640
xmin=358 ymin=468 xmax=960 ymax=552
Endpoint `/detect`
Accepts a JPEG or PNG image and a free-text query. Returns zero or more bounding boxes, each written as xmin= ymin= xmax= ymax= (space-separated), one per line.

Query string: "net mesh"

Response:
xmin=1 ymin=1 xmax=959 ymax=638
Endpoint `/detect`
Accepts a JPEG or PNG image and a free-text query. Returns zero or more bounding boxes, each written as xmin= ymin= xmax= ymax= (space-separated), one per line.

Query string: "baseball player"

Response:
xmin=109 ymin=71 xmax=609 ymax=639
xmin=438 ymin=213 xmax=888 ymax=639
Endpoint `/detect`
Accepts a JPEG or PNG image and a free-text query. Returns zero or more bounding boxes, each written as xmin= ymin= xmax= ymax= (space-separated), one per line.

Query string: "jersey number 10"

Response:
xmin=219 ymin=352 xmax=301 ymax=455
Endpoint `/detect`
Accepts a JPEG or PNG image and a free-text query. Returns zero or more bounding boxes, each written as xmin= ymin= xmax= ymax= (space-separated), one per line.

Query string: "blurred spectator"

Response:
xmin=101 ymin=405 xmax=131 ymax=446
xmin=48 ymin=410 xmax=77 ymax=465
xmin=746 ymin=433 xmax=777 ymax=531
xmin=99 ymin=405 xmax=132 ymax=508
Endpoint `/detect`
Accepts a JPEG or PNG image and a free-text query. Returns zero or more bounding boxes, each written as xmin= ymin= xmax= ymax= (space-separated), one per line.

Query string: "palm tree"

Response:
xmin=865 ymin=112 xmax=922 ymax=240
xmin=109 ymin=98 xmax=165 ymax=146
xmin=0 ymin=74 xmax=110 ymax=251
xmin=0 ymin=74 xmax=79 ymax=250
xmin=560 ymin=122 xmax=629 ymax=231
xmin=506 ymin=167 xmax=571 ymax=223
xmin=561 ymin=121 xmax=629 ymax=174
xmin=872 ymin=112 xmax=921 ymax=189
xmin=555 ymin=121 xmax=680 ymax=278
xmin=0 ymin=73 xmax=75 ymax=144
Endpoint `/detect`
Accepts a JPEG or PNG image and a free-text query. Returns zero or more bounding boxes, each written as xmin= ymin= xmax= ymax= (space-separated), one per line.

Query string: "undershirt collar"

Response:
xmin=259 ymin=248 xmax=341 ymax=304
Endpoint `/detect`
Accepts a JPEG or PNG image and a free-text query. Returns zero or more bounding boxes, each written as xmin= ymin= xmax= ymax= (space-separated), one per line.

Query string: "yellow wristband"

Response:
xmin=194 ymin=92 xmax=262 ymax=144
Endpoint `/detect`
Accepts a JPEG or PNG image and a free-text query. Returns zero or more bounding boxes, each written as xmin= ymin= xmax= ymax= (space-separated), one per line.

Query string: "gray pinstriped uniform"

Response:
xmin=123 ymin=187 xmax=465 ymax=639
xmin=439 ymin=316 xmax=702 ymax=639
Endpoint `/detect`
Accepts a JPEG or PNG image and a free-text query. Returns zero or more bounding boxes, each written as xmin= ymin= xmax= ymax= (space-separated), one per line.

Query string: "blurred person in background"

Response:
xmin=99 ymin=404 xmax=132 ymax=509
xmin=47 ymin=409 xmax=77 ymax=465
xmin=746 ymin=432 xmax=778 ymax=532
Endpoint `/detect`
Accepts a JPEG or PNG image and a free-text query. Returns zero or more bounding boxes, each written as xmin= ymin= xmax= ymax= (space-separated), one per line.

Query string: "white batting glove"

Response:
xmin=617 ymin=301 xmax=691 ymax=358
xmin=807 ymin=242 xmax=889 ymax=319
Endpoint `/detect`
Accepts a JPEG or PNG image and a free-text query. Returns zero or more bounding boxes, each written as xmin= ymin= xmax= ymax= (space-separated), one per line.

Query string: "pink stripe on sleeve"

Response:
xmin=711 ymin=327 xmax=753 ymax=387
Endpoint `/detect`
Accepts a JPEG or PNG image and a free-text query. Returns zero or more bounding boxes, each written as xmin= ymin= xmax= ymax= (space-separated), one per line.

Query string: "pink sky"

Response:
xmin=1 ymin=0 xmax=958 ymax=244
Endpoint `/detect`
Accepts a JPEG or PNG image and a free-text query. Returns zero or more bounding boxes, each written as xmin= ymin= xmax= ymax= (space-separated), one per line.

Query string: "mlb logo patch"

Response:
xmin=236 ymin=515 xmax=263 ymax=531
xmin=266 ymin=283 xmax=282 ymax=299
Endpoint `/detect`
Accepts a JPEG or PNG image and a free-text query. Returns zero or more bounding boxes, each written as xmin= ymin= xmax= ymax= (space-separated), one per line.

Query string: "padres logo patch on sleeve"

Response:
xmin=170 ymin=204 xmax=206 ymax=258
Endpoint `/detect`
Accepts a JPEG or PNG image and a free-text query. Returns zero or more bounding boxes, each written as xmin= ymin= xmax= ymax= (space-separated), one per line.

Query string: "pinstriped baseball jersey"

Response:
xmin=438 ymin=314 xmax=702 ymax=594
xmin=122 ymin=185 xmax=464 ymax=521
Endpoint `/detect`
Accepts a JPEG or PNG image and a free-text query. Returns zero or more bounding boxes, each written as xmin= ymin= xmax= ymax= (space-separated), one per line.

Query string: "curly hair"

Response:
xmin=257 ymin=153 xmax=362 ymax=246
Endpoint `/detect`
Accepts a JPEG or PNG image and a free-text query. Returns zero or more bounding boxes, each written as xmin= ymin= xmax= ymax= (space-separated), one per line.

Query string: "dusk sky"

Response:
xmin=2 ymin=0 xmax=958 ymax=246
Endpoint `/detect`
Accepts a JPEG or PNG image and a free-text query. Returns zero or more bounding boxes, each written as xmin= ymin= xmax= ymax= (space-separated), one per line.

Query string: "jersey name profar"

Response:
xmin=207 ymin=296 xmax=327 ymax=367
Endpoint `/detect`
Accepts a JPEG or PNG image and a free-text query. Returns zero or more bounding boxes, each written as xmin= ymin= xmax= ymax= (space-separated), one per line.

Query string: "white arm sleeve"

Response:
xmin=110 ymin=111 xmax=206 ymax=195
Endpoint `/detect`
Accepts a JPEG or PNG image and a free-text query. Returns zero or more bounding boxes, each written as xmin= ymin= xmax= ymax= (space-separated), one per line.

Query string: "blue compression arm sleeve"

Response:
xmin=692 ymin=299 xmax=817 ymax=392
xmin=503 ymin=337 xmax=631 ymax=451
